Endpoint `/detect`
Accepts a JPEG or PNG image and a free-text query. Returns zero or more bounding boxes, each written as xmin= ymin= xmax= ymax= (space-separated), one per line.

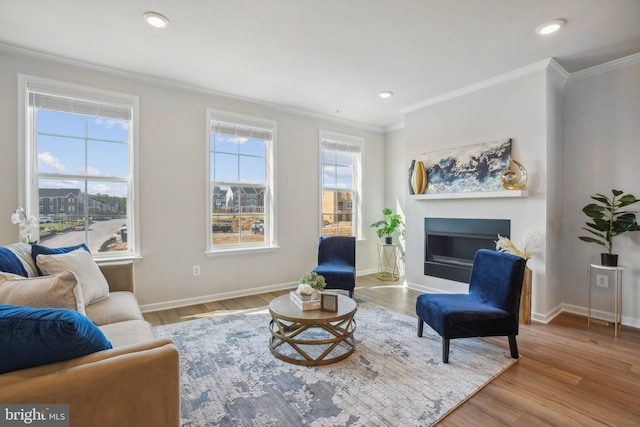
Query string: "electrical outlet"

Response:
xmin=596 ymin=274 xmax=608 ymax=288
xmin=193 ymin=265 xmax=201 ymax=276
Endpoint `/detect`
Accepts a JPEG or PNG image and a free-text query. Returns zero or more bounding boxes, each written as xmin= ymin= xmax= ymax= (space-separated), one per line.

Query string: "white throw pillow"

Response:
xmin=0 ymin=270 xmax=86 ymax=314
xmin=36 ymin=250 xmax=109 ymax=305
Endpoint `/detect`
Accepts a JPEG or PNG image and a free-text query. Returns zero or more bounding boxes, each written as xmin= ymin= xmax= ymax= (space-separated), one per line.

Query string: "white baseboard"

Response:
xmin=141 ymin=270 xmax=375 ymax=313
xmin=140 ymin=281 xmax=298 ymax=313
xmin=358 ymin=268 xmax=378 ymax=276
xmin=561 ymin=303 xmax=640 ymax=329
xmin=406 ymin=281 xmax=455 ymax=294
xmin=142 ymin=277 xmax=640 ymax=329
xmin=406 ymin=284 xmax=640 ymax=328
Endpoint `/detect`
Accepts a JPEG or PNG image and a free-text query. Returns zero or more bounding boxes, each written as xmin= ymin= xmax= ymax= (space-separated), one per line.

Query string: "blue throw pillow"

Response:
xmin=0 ymin=305 xmax=112 ymax=374
xmin=31 ymin=243 xmax=91 ymax=275
xmin=0 ymin=246 xmax=28 ymax=277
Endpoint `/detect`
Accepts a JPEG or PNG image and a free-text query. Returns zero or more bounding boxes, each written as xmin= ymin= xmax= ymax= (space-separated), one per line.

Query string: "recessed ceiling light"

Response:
xmin=143 ymin=12 xmax=170 ymax=29
xmin=535 ymin=19 xmax=565 ymax=35
xmin=378 ymin=91 xmax=394 ymax=99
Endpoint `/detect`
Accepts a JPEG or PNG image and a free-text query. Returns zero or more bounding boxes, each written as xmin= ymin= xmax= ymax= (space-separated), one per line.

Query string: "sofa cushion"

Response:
xmin=99 ymin=319 xmax=155 ymax=348
xmin=0 ymin=246 xmax=28 ymax=277
xmin=36 ymin=249 xmax=109 ymax=306
xmin=31 ymin=243 xmax=90 ymax=275
xmin=6 ymin=243 xmax=38 ymax=277
xmin=85 ymin=291 xmax=144 ymax=326
xmin=0 ymin=271 xmax=85 ymax=315
xmin=0 ymin=305 xmax=112 ymax=374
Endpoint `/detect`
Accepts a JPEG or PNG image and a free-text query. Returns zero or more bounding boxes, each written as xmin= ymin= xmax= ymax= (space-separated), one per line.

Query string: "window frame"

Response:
xmin=205 ymin=109 xmax=277 ymax=255
xmin=18 ymin=75 xmax=140 ymax=260
xmin=318 ymin=130 xmax=364 ymax=240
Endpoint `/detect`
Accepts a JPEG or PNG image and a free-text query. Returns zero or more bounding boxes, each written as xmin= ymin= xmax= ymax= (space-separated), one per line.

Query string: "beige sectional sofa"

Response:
xmin=0 ymin=245 xmax=180 ymax=427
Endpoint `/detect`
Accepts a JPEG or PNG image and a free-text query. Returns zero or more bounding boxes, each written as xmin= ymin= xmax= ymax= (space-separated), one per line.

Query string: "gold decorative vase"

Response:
xmin=411 ymin=161 xmax=427 ymax=194
xmin=501 ymin=159 xmax=527 ymax=190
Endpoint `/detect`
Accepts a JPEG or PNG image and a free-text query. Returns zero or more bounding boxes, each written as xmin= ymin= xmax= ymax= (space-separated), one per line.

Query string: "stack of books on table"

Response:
xmin=290 ymin=291 xmax=321 ymax=311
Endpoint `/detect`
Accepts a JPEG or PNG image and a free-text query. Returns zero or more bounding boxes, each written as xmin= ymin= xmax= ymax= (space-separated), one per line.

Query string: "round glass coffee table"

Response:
xmin=268 ymin=294 xmax=357 ymax=366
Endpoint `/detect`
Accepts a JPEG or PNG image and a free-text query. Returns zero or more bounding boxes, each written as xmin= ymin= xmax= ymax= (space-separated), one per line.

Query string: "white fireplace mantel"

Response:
xmin=409 ymin=190 xmax=528 ymax=200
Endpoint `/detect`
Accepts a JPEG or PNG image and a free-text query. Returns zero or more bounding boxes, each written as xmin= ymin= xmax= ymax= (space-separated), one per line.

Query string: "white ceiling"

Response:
xmin=1 ymin=0 xmax=639 ymax=130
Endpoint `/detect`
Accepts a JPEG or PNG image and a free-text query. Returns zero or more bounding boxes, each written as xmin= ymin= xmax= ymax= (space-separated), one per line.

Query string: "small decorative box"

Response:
xmin=289 ymin=291 xmax=321 ymax=311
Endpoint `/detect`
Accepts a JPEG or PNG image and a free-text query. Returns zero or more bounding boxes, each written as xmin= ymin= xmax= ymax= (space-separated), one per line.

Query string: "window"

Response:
xmin=20 ymin=75 xmax=138 ymax=259
xmin=207 ymin=109 xmax=275 ymax=252
xmin=319 ymin=131 xmax=363 ymax=238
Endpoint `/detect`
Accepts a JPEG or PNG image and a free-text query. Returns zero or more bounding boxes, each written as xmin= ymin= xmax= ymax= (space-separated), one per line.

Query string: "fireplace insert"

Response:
xmin=424 ymin=218 xmax=510 ymax=283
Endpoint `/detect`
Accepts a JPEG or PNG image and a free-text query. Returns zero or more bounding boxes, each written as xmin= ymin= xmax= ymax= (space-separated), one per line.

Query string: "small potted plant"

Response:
xmin=578 ymin=189 xmax=640 ymax=266
xmin=370 ymin=208 xmax=404 ymax=244
xmin=297 ymin=272 xmax=326 ymax=300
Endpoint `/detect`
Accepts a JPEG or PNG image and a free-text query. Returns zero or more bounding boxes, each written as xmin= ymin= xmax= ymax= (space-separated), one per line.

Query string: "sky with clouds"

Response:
xmin=37 ymin=109 xmax=129 ymax=197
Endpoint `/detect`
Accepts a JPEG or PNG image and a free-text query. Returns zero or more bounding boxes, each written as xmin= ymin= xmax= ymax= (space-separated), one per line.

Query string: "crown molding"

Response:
xmin=384 ymin=122 xmax=405 ymax=133
xmin=546 ymin=58 xmax=570 ymax=82
xmin=402 ymin=58 xmax=555 ymax=114
xmin=4 ymin=39 xmax=637 ymax=133
xmin=0 ymin=42 xmax=384 ymax=134
xmin=567 ymin=52 xmax=640 ymax=83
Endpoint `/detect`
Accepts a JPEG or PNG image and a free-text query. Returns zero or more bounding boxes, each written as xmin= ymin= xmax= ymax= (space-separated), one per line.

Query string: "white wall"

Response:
xmin=383 ymin=126 xmax=407 ymax=276
xmin=0 ymin=48 xmax=385 ymax=310
xmin=383 ymin=127 xmax=406 ymax=213
xmin=543 ymin=65 xmax=566 ymax=320
xmin=384 ymin=55 xmax=640 ymax=327
xmin=562 ymin=56 xmax=640 ymax=327
xmin=394 ymin=66 xmax=556 ymax=320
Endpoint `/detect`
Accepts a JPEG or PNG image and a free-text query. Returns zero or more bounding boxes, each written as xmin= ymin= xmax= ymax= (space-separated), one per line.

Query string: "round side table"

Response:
xmin=588 ymin=264 xmax=626 ymax=336
xmin=377 ymin=243 xmax=400 ymax=281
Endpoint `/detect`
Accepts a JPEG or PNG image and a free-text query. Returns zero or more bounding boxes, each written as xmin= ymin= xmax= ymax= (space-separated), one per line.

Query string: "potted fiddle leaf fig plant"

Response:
xmin=370 ymin=208 xmax=404 ymax=244
xmin=578 ymin=189 xmax=640 ymax=266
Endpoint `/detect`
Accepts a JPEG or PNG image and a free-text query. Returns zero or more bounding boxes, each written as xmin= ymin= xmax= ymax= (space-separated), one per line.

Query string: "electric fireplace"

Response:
xmin=424 ymin=218 xmax=510 ymax=283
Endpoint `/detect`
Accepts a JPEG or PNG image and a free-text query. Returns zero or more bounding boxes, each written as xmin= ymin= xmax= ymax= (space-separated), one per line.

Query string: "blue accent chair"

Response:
xmin=416 ymin=249 xmax=526 ymax=363
xmin=312 ymin=236 xmax=356 ymax=298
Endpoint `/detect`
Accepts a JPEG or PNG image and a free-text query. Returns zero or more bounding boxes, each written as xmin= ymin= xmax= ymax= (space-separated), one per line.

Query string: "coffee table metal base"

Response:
xmin=269 ymin=317 xmax=356 ymax=366
xmin=268 ymin=295 xmax=357 ymax=366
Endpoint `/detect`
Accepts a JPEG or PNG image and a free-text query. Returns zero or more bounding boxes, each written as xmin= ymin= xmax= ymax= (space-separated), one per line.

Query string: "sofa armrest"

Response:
xmin=99 ymin=261 xmax=134 ymax=293
xmin=0 ymin=339 xmax=180 ymax=427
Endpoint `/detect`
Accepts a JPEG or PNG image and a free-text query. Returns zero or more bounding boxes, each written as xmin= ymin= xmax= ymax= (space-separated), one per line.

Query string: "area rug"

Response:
xmin=153 ymin=302 xmax=517 ymax=427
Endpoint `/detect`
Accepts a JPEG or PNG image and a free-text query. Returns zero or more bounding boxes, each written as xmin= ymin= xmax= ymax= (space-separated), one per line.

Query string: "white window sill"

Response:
xmin=206 ymin=245 xmax=280 ymax=257
xmin=95 ymin=255 xmax=143 ymax=264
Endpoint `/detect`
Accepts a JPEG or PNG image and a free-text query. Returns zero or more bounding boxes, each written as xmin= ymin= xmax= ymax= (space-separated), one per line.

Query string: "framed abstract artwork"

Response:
xmin=419 ymin=138 xmax=512 ymax=194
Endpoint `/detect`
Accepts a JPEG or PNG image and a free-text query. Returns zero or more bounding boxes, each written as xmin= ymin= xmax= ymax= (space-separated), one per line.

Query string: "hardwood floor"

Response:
xmin=144 ymin=274 xmax=640 ymax=426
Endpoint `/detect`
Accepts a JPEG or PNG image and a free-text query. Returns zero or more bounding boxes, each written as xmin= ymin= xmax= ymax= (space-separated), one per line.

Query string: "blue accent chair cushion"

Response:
xmin=31 ymin=243 xmax=90 ymax=275
xmin=312 ymin=236 xmax=356 ymax=297
xmin=0 ymin=304 xmax=112 ymax=374
xmin=0 ymin=246 xmax=28 ymax=277
xmin=416 ymin=249 xmax=526 ymax=363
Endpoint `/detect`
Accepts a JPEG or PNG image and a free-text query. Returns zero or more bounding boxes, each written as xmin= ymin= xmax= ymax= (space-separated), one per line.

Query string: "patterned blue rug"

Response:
xmin=153 ymin=302 xmax=516 ymax=426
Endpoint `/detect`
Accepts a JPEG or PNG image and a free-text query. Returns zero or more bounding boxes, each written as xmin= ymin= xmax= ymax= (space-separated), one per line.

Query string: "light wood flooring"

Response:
xmin=144 ymin=274 xmax=640 ymax=426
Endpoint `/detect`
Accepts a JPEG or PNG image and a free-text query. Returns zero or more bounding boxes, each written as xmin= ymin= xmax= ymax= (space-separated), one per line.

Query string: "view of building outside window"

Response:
xmin=210 ymin=118 xmax=271 ymax=248
xmin=321 ymin=189 xmax=354 ymax=236
xmin=320 ymin=135 xmax=362 ymax=237
xmin=33 ymin=104 xmax=132 ymax=255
